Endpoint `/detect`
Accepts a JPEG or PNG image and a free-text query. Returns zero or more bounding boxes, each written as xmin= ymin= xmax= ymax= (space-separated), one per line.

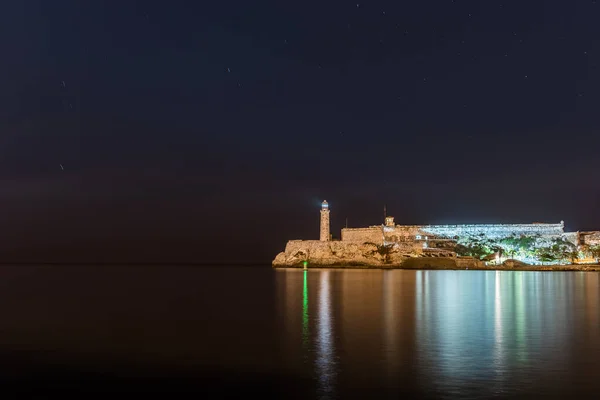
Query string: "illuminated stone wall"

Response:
xmin=272 ymin=239 xmax=417 ymax=267
xmin=341 ymin=227 xmax=383 ymax=243
xmin=412 ymin=222 xmax=565 ymax=239
xmin=563 ymin=232 xmax=580 ymax=246
xmin=342 ymin=222 xmax=565 ymax=243
xmin=581 ymin=231 xmax=600 ymax=246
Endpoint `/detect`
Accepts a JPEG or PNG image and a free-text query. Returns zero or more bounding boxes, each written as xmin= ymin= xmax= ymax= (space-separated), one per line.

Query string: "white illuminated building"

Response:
xmin=338 ymin=213 xmax=598 ymax=264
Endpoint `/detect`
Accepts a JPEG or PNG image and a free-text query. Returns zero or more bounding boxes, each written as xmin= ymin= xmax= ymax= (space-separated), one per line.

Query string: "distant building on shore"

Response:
xmin=273 ymin=201 xmax=600 ymax=267
xmin=319 ymin=200 xmax=598 ymax=261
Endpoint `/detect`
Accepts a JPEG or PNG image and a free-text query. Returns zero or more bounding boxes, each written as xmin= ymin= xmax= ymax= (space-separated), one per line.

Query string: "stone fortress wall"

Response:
xmin=579 ymin=231 xmax=600 ymax=246
xmin=341 ymin=227 xmax=383 ymax=243
xmin=342 ymin=222 xmax=566 ymax=244
xmin=415 ymin=222 xmax=565 ymax=239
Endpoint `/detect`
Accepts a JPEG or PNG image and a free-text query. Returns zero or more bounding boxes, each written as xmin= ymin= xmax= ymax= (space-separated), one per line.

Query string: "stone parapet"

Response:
xmin=341 ymin=227 xmax=382 ymax=243
xmin=341 ymin=223 xmax=565 ymax=243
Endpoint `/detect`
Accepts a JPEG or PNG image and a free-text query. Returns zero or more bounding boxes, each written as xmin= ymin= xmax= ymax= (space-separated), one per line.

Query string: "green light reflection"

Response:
xmin=302 ymin=270 xmax=309 ymax=349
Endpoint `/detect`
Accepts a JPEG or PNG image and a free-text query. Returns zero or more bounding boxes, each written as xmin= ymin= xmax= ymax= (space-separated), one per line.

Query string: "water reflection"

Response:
xmin=277 ymin=269 xmax=600 ymax=399
xmin=303 ymin=270 xmax=309 ymax=352
xmin=585 ymin=273 xmax=599 ymax=330
xmin=494 ymin=270 xmax=505 ymax=379
xmin=382 ymin=270 xmax=399 ymax=385
xmin=315 ymin=271 xmax=336 ymax=399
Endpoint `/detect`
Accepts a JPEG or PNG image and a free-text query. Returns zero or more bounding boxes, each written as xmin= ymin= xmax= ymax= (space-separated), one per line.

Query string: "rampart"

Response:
xmin=580 ymin=231 xmax=600 ymax=246
xmin=411 ymin=222 xmax=564 ymax=239
xmin=341 ymin=227 xmax=383 ymax=243
xmin=342 ymin=222 xmax=565 ymax=243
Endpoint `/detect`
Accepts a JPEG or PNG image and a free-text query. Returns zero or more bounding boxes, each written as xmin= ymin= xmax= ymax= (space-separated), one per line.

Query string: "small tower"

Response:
xmin=385 ymin=216 xmax=395 ymax=227
xmin=320 ymin=200 xmax=330 ymax=241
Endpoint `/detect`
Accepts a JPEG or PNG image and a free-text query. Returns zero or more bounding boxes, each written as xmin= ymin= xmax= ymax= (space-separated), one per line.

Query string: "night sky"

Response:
xmin=1 ymin=0 xmax=599 ymax=263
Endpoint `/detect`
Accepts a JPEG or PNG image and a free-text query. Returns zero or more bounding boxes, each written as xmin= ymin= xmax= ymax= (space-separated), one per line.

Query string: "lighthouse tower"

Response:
xmin=320 ymin=200 xmax=330 ymax=241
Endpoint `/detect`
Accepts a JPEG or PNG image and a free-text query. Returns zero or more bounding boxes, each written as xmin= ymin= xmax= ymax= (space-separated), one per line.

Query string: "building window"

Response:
xmin=416 ymin=235 xmax=422 ymax=240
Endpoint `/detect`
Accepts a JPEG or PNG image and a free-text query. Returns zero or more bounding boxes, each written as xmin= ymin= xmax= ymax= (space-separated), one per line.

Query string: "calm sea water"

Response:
xmin=0 ymin=266 xmax=598 ymax=399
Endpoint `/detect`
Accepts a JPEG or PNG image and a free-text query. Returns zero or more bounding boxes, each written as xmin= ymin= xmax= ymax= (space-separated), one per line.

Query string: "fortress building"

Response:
xmin=272 ymin=201 xmax=600 ymax=268
xmin=342 ymin=219 xmax=567 ymax=245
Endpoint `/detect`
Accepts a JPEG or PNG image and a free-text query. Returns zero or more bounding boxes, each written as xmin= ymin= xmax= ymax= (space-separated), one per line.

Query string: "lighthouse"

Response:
xmin=320 ymin=200 xmax=330 ymax=241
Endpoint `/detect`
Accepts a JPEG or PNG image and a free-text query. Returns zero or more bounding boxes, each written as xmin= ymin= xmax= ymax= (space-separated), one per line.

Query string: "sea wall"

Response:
xmin=401 ymin=256 xmax=486 ymax=270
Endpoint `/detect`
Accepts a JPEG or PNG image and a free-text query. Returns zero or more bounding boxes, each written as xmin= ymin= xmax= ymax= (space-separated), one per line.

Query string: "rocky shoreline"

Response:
xmin=272 ymin=240 xmax=600 ymax=271
xmin=272 ymin=262 xmax=600 ymax=272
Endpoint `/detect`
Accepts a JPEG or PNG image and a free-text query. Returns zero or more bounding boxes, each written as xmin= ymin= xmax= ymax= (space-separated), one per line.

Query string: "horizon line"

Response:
xmin=0 ymin=262 xmax=270 ymax=266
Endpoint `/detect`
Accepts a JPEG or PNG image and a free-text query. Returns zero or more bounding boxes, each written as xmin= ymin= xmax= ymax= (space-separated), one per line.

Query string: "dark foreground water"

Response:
xmin=0 ymin=266 xmax=599 ymax=399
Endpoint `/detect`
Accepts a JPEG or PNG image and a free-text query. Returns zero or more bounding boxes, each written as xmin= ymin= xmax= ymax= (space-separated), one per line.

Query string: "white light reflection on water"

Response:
xmin=515 ymin=271 xmax=527 ymax=365
xmin=315 ymin=270 xmax=336 ymax=399
xmin=493 ymin=271 xmax=506 ymax=383
xmin=415 ymin=271 xmax=516 ymax=397
xmin=277 ymin=269 xmax=600 ymax=398
xmin=382 ymin=270 xmax=400 ymax=386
